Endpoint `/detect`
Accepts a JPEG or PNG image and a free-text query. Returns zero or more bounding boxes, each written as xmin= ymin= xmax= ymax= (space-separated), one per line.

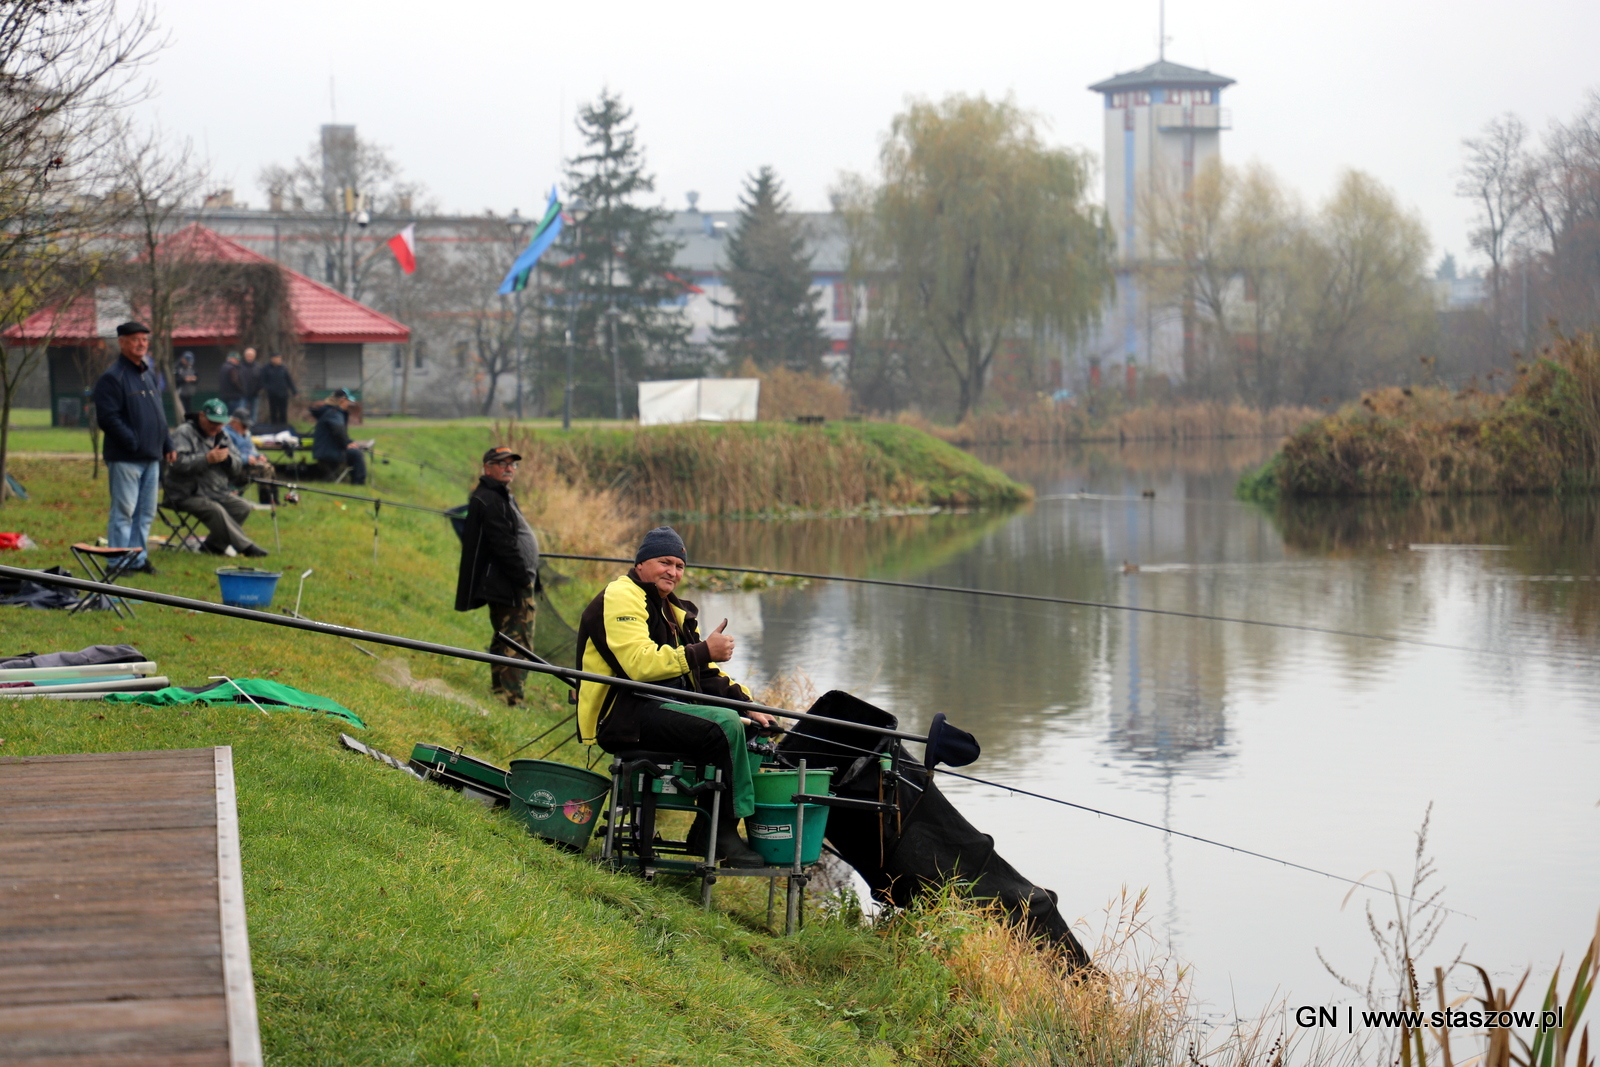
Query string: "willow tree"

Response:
xmin=848 ymin=95 xmax=1112 ymax=421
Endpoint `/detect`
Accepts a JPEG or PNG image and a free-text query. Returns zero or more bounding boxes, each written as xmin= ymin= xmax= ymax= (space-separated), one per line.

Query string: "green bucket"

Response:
xmin=746 ymin=803 xmax=829 ymax=865
xmin=752 ymin=766 xmax=833 ymax=805
xmin=506 ymin=759 xmax=610 ymax=852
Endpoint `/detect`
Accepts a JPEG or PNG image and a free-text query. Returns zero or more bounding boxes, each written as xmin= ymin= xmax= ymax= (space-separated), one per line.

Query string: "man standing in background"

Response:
xmin=259 ymin=352 xmax=297 ymax=427
xmin=217 ymin=352 xmax=245 ymax=412
xmin=92 ymin=322 xmax=174 ymax=575
xmin=455 ymin=447 xmax=540 ymax=706
xmin=175 ymin=350 xmax=197 ymax=417
xmin=239 ymin=347 xmax=262 ymax=421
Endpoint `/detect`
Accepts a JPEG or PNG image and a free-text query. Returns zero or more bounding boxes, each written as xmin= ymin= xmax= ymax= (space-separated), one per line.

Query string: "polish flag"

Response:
xmin=386 ymin=224 xmax=416 ymax=274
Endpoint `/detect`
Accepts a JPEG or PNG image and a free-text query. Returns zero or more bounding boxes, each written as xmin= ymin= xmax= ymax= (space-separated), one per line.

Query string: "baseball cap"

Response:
xmin=482 ymin=447 xmax=522 ymax=464
xmin=115 ymin=321 xmax=150 ymax=336
xmin=329 ymin=388 xmax=354 ymax=401
xmin=231 ymin=407 xmax=252 ymax=422
xmin=200 ymin=398 xmax=229 ymax=421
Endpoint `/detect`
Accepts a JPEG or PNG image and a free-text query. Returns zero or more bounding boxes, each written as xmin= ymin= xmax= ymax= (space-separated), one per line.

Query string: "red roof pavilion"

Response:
xmin=3 ymin=224 xmax=408 ymax=346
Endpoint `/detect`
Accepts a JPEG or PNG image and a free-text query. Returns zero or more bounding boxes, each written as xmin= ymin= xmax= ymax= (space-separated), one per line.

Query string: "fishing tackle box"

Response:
xmin=409 ymin=743 xmax=512 ymax=807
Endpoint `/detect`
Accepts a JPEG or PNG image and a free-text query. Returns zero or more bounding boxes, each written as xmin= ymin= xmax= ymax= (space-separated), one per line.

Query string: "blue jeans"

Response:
xmin=106 ymin=460 xmax=160 ymax=568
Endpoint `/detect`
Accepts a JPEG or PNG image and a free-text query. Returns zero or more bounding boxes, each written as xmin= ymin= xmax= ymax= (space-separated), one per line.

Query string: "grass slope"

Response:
xmin=0 ymin=422 xmax=1097 ymax=1067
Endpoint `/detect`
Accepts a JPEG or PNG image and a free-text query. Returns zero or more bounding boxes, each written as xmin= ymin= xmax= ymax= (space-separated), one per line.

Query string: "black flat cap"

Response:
xmin=115 ymin=321 xmax=150 ymax=336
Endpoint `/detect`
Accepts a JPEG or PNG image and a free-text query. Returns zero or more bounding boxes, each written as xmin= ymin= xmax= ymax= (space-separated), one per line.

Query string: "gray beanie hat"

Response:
xmin=634 ymin=526 xmax=687 ymax=564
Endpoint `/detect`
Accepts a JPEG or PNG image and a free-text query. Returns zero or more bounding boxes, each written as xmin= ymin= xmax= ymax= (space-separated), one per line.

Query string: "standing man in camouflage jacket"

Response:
xmin=455 ymin=446 xmax=540 ymax=706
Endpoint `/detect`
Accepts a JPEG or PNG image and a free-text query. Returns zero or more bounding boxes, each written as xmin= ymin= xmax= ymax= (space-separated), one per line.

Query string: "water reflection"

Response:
xmin=683 ymin=439 xmax=1600 ymax=1016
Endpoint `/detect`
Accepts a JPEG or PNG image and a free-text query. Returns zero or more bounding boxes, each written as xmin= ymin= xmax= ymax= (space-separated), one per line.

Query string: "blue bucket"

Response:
xmin=215 ymin=567 xmax=282 ymax=608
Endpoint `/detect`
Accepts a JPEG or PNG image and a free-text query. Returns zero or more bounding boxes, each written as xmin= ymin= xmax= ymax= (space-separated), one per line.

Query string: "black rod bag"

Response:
xmin=778 ymin=691 xmax=1092 ymax=971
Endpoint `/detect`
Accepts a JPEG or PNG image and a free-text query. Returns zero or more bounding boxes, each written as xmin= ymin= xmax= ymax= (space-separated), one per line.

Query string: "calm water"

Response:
xmin=681 ymin=440 xmax=1600 ymax=1020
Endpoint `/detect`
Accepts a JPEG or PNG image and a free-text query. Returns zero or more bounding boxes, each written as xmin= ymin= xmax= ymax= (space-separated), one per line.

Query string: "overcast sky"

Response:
xmin=138 ymin=0 xmax=1599 ymax=271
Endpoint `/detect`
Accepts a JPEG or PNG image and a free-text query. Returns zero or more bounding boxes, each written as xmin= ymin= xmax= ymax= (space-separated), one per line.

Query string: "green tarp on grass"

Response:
xmin=103 ymin=678 xmax=366 ymax=728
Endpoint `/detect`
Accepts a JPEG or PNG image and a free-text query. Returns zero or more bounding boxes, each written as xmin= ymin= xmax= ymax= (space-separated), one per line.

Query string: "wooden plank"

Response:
xmin=0 ymin=996 xmax=229 ymax=1064
xmin=213 ymin=747 xmax=262 ymax=1067
xmin=0 ymin=748 xmax=215 ymax=766
xmin=0 ymin=747 xmax=259 ymax=1066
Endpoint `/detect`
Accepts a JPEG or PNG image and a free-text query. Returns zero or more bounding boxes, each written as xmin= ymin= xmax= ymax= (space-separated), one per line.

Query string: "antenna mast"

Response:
xmin=1159 ymin=0 xmax=1166 ymax=60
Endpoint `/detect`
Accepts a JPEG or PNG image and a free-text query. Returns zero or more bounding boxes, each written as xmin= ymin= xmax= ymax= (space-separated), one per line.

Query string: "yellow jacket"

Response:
xmin=575 ymin=570 xmax=751 ymax=745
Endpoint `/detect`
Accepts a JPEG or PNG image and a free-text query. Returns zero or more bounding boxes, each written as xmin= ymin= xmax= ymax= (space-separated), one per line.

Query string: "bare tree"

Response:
xmin=1458 ymin=114 xmax=1531 ymax=343
xmin=1143 ymin=162 xmax=1434 ymax=406
xmin=0 ymin=0 xmax=162 ymax=504
xmin=455 ymin=217 xmax=531 ymax=417
xmin=258 ymin=130 xmax=428 ymax=302
xmin=106 ymin=120 xmax=208 ymax=418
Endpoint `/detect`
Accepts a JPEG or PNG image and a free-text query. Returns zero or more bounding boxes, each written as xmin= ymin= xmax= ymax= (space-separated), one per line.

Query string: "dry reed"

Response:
xmin=1267 ymin=331 xmax=1600 ymax=497
xmin=738 ymin=359 xmax=854 ymax=421
xmin=885 ymin=885 xmax=1351 ymax=1066
xmin=500 ymin=421 xmax=1023 ymax=518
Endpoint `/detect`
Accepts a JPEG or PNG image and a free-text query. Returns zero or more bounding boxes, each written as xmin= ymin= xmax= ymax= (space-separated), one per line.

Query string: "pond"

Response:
xmin=681 ymin=439 xmax=1600 ymax=1023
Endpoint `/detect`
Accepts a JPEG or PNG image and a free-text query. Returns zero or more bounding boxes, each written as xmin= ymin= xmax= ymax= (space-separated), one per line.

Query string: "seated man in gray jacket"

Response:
xmin=164 ymin=398 xmax=269 ymax=558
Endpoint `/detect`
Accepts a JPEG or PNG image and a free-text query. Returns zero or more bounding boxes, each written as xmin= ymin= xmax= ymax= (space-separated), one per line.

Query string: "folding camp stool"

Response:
xmin=67 ymin=544 xmax=140 ymax=619
xmin=600 ymin=752 xmax=722 ymax=889
xmin=155 ymin=503 xmax=205 ymax=552
xmin=599 ymin=751 xmax=817 ymax=932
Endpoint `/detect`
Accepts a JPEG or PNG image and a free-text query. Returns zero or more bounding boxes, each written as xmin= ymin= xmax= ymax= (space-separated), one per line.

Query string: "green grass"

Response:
xmin=0 ymin=422 xmax=1108 ymax=1067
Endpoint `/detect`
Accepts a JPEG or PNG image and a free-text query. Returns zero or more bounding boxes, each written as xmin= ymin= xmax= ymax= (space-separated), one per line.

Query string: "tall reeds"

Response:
xmin=501 ymin=421 xmax=1029 ymax=519
xmin=1260 ymin=331 xmax=1600 ymax=497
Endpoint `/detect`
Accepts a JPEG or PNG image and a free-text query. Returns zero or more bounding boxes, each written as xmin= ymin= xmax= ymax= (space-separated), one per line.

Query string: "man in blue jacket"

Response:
xmin=92 ymin=322 xmax=174 ymax=575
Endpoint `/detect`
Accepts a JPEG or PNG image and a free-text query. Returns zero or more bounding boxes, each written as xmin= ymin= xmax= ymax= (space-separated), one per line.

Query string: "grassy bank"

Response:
xmin=1242 ymin=332 xmax=1600 ymax=499
xmin=908 ymin=399 xmax=1322 ymax=448
xmin=0 ymin=435 xmax=1182 ymax=1067
xmin=504 ymin=419 xmax=1031 ymax=519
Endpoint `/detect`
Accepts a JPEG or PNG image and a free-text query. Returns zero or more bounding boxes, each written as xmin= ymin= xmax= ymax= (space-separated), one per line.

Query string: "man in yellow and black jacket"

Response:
xmin=576 ymin=526 xmax=774 ymax=867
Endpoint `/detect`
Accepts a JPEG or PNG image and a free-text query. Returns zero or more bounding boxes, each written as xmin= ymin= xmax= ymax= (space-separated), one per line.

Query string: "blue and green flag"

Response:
xmin=498 ymin=187 xmax=564 ymax=295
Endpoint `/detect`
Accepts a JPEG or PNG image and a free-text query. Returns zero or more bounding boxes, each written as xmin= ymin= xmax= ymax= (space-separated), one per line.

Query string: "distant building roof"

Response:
xmin=1088 ymin=59 xmax=1235 ymax=94
xmin=662 ymin=210 xmax=849 ymax=276
xmin=3 ymin=223 xmax=409 ymax=346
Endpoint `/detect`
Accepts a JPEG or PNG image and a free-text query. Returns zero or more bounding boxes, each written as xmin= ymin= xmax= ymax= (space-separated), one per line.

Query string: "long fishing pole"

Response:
xmin=253 ymin=478 xmax=453 ymax=516
xmin=1 ymin=563 xmax=1463 ymax=914
xmin=539 ymin=553 xmax=1519 ymax=659
xmin=264 ymin=482 xmax=1579 ymax=661
xmin=931 ymin=768 xmax=1472 ymax=918
xmin=0 ymin=565 xmax=928 ymax=744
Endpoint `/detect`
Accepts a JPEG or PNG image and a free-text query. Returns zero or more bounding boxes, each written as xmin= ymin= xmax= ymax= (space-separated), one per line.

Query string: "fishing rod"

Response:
xmin=1 ymin=564 xmax=1463 ymax=914
xmin=246 ymin=484 xmax=1582 ymax=661
xmin=539 ymin=553 xmax=1518 ymax=659
xmin=931 ymin=768 xmax=1473 ymax=918
xmin=0 ymin=565 xmax=928 ymax=744
xmin=252 ymin=478 xmax=454 ymax=517
xmin=473 ymin=629 xmax=1460 ymax=917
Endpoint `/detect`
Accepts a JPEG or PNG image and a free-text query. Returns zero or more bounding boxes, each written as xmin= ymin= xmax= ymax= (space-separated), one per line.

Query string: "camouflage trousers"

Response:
xmin=488 ymin=594 xmax=537 ymax=704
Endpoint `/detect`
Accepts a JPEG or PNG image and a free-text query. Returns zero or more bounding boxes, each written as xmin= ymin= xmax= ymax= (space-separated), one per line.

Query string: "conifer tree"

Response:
xmin=713 ymin=167 xmax=829 ymax=374
xmin=538 ymin=91 xmax=692 ymax=419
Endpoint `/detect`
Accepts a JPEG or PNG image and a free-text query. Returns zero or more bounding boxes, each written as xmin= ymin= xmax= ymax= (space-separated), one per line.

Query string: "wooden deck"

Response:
xmin=0 ymin=748 xmax=262 ymax=1066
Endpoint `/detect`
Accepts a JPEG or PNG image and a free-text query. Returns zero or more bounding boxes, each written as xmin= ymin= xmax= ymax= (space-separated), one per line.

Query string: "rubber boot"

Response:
xmin=714 ymin=808 xmax=765 ymax=868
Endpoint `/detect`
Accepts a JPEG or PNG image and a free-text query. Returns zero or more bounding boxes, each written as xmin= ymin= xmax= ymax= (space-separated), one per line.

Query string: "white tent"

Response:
xmin=637 ymin=378 xmax=760 ymax=426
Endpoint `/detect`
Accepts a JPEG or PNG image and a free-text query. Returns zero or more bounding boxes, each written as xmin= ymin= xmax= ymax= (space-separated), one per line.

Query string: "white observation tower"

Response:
xmin=1087 ymin=58 xmax=1234 ymax=385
